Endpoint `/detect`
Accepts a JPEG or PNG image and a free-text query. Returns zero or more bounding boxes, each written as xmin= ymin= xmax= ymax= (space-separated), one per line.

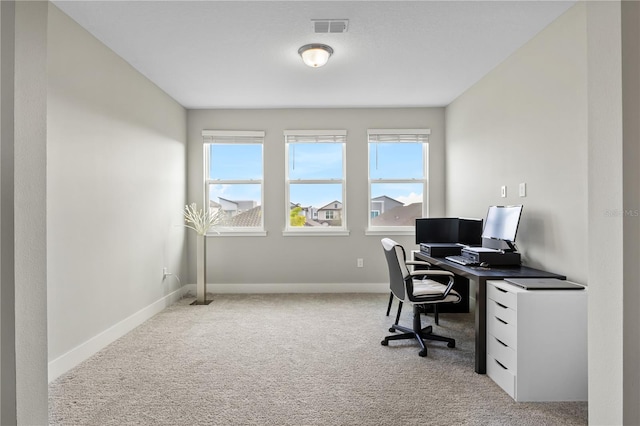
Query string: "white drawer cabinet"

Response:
xmin=486 ymin=280 xmax=587 ymax=402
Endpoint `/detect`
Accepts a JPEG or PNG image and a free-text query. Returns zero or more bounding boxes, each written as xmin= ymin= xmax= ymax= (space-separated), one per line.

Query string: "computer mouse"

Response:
xmin=479 ymin=262 xmax=489 ymax=267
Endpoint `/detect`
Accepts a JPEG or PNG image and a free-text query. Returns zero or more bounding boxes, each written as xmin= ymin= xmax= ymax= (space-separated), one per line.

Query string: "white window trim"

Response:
xmin=207 ymin=229 xmax=268 ymax=237
xmin=366 ymin=129 xmax=430 ymax=234
xmin=202 ymin=130 xmax=266 ymax=235
xmin=367 ymin=129 xmax=431 ymax=136
xmin=282 ymin=229 xmax=350 ymax=237
xmin=284 ymin=130 xmax=348 ymax=236
xmin=203 ymin=130 xmax=265 ymax=139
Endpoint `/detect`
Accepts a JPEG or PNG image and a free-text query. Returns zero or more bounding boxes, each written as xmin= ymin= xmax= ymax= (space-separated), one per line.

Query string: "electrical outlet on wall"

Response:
xmin=357 ymin=258 xmax=364 ymax=268
xmin=519 ymin=182 xmax=527 ymax=197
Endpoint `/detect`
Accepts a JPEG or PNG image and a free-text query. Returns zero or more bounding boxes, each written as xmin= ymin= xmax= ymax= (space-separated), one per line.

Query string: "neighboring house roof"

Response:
xmin=371 ymin=195 xmax=402 ymax=204
xmin=318 ymin=200 xmax=342 ymax=210
xmin=218 ymin=197 xmax=239 ymax=207
xmin=371 ymin=202 xmax=423 ymax=226
xmin=226 ymin=205 xmax=262 ymax=227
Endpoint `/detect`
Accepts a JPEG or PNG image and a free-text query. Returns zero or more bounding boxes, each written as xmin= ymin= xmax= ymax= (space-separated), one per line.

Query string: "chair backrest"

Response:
xmin=381 ymin=238 xmax=411 ymax=302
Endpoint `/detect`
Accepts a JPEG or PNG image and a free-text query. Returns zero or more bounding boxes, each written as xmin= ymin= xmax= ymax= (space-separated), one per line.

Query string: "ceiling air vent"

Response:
xmin=312 ymin=19 xmax=349 ymax=34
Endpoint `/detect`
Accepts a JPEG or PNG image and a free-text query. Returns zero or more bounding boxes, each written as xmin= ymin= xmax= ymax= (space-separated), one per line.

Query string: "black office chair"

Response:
xmin=380 ymin=238 xmax=460 ymax=357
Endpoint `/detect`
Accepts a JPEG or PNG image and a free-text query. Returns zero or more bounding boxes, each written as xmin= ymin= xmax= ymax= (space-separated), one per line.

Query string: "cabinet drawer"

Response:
xmin=488 ymin=298 xmax=516 ymax=326
xmin=488 ymin=282 xmax=517 ymax=310
xmin=488 ymin=333 xmax=517 ymax=371
xmin=487 ymin=356 xmax=515 ymax=398
xmin=488 ymin=313 xmax=517 ymax=348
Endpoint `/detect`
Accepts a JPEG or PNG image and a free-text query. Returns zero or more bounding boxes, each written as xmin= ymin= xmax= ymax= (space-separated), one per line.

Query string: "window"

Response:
xmin=284 ymin=130 xmax=348 ymax=235
xmin=367 ymin=129 xmax=430 ymax=233
xmin=203 ymin=130 xmax=265 ymax=235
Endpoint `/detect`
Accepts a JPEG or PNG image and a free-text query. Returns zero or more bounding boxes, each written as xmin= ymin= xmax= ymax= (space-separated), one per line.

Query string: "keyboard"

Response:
xmin=445 ymin=255 xmax=478 ymax=266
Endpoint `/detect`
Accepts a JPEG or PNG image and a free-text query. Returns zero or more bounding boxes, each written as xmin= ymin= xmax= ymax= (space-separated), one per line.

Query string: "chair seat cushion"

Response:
xmin=412 ymin=279 xmax=461 ymax=303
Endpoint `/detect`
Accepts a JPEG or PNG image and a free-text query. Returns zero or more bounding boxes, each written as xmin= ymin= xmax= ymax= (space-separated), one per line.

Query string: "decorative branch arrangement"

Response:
xmin=183 ymin=203 xmax=226 ymax=235
xmin=183 ymin=203 xmax=227 ymax=305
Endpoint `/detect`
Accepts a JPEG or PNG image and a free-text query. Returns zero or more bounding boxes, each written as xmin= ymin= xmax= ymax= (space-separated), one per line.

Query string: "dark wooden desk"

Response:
xmin=414 ymin=251 xmax=566 ymax=374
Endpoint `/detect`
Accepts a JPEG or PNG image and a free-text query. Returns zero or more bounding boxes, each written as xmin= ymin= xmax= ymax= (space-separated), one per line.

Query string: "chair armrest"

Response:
xmin=406 ymin=260 xmax=431 ymax=272
xmin=409 ymin=270 xmax=454 ymax=278
xmin=406 ymin=260 xmax=431 ymax=267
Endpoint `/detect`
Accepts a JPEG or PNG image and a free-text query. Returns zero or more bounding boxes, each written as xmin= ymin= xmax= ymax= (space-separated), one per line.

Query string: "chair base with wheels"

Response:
xmin=388 ymin=292 xmax=441 ymax=326
xmin=381 ymin=304 xmax=455 ymax=357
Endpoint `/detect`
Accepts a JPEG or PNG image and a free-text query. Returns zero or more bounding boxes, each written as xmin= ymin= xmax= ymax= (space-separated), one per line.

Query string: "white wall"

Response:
xmin=14 ymin=3 xmax=49 ymax=422
xmin=585 ymin=3 xmax=622 ymax=422
xmin=445 ymin=4 xmax=587 ymax=284
xmin=46 ymin=5 xmax=187 ymax=380
xmin=187 ymin=108 xmax=445 ymax=289
xmin=447 ymin=2 xmax=640 ymax=423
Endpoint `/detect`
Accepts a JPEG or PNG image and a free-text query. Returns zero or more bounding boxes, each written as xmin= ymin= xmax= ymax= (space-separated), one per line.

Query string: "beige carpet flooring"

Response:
xmin=48 ymin=293 xmax=588 ymax=425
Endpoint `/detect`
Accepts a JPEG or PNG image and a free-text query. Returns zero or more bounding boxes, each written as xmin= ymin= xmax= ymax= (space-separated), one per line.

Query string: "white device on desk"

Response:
xmin=445 ymin=247 xmax=521 ymax=266
xmin=462 ymin=247 xmax=521 ymax=265
xmin=486 ymin=279 xmax=587 ymax=402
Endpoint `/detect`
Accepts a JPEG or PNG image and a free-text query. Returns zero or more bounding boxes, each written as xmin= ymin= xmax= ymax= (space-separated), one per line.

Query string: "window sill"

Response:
xmin=282 ymin=229 xmax=350 ymax=237
xmin=207 ymin=230 xmax=267 ymax=237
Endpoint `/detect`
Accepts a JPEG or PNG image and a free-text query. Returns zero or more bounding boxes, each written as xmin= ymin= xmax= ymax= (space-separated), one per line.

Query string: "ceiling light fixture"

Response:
xmin=298 ymin=44 xmax=334 ymax=68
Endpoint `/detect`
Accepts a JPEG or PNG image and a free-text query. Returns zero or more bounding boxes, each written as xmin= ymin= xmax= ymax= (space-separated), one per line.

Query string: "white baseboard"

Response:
xmin=48 ymin=287 xmax=188 ymax=383
xmin=184 ymin=282 xmax=389 ymax=294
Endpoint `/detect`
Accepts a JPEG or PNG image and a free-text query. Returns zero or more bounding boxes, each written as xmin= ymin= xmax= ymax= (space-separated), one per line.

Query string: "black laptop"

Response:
xmin=504 ymin=278 xmax=585 ymax=290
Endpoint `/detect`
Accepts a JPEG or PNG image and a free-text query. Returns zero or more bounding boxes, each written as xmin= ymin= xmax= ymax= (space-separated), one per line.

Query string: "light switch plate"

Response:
xmin=519 ymin=182 xmax=526 ymax=197
xmin=501 ymin=186 xmax=507 ymax=198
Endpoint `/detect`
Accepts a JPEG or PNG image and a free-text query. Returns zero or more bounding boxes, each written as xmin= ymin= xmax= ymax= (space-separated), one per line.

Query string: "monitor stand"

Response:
xmin=504 ymin=241 xmax=517 ymax=252
xmin=482 ymin=238 xmax=518 ymax=253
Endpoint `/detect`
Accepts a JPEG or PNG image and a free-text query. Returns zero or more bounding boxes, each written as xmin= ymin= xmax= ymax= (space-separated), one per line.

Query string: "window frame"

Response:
xmin=366 ymin=129 xmax=430 ymax=236
xmin=202 ymin=130 xmax=266 ymax=236
xmin=283 ymin=130 xmax=349 ymax=236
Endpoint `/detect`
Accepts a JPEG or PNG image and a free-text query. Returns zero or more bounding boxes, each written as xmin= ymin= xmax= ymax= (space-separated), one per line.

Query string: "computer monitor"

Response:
xmin=415 ymin=218 xmax=458 ymax=244
xmin=458 ymin=218 xmax=483 ymax=246
xmin=481 ymin=205 xmax=523 ymax=250
xmin=415 ymin=217 xmax=483 ymax=245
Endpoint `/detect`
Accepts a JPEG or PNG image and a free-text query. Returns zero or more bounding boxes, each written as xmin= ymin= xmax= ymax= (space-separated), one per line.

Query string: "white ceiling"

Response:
xmin=52 ymin=1 xmax=576 ymax=109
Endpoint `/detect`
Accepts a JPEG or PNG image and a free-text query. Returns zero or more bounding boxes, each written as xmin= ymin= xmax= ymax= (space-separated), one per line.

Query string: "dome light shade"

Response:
xmin=298 ymin=44 xmax=334 ymax=68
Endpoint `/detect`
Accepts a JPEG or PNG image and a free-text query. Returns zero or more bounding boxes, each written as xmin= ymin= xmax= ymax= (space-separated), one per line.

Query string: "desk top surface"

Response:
xmin=414 ymin=251 xmax=566 ymax=280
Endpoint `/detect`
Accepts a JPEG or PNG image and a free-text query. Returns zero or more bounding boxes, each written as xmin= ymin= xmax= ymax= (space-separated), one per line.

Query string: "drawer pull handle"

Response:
xmin=495 ymin=359 xmax=508 ymax=370
xmin=496 ymin=287 xmax=508 ymax=293
xmin=495 ymin=301 xmax=508 ymax=309
xmin=495 ymin=317 xmax=508 ymax=325
xmin=494 ymin=337 xmax=508 ymax=347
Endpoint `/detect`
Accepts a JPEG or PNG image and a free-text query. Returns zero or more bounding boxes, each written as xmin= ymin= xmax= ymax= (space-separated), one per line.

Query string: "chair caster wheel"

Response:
xmin=388 ymin=327 xmax=395 ymax=333
xmin=381 ymin=340 xmax=389 ymax=346
xmin=418 ymin=349 xmax=427 ymax=357
xmin=447 ymin=342 xmax=455 ymax=348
